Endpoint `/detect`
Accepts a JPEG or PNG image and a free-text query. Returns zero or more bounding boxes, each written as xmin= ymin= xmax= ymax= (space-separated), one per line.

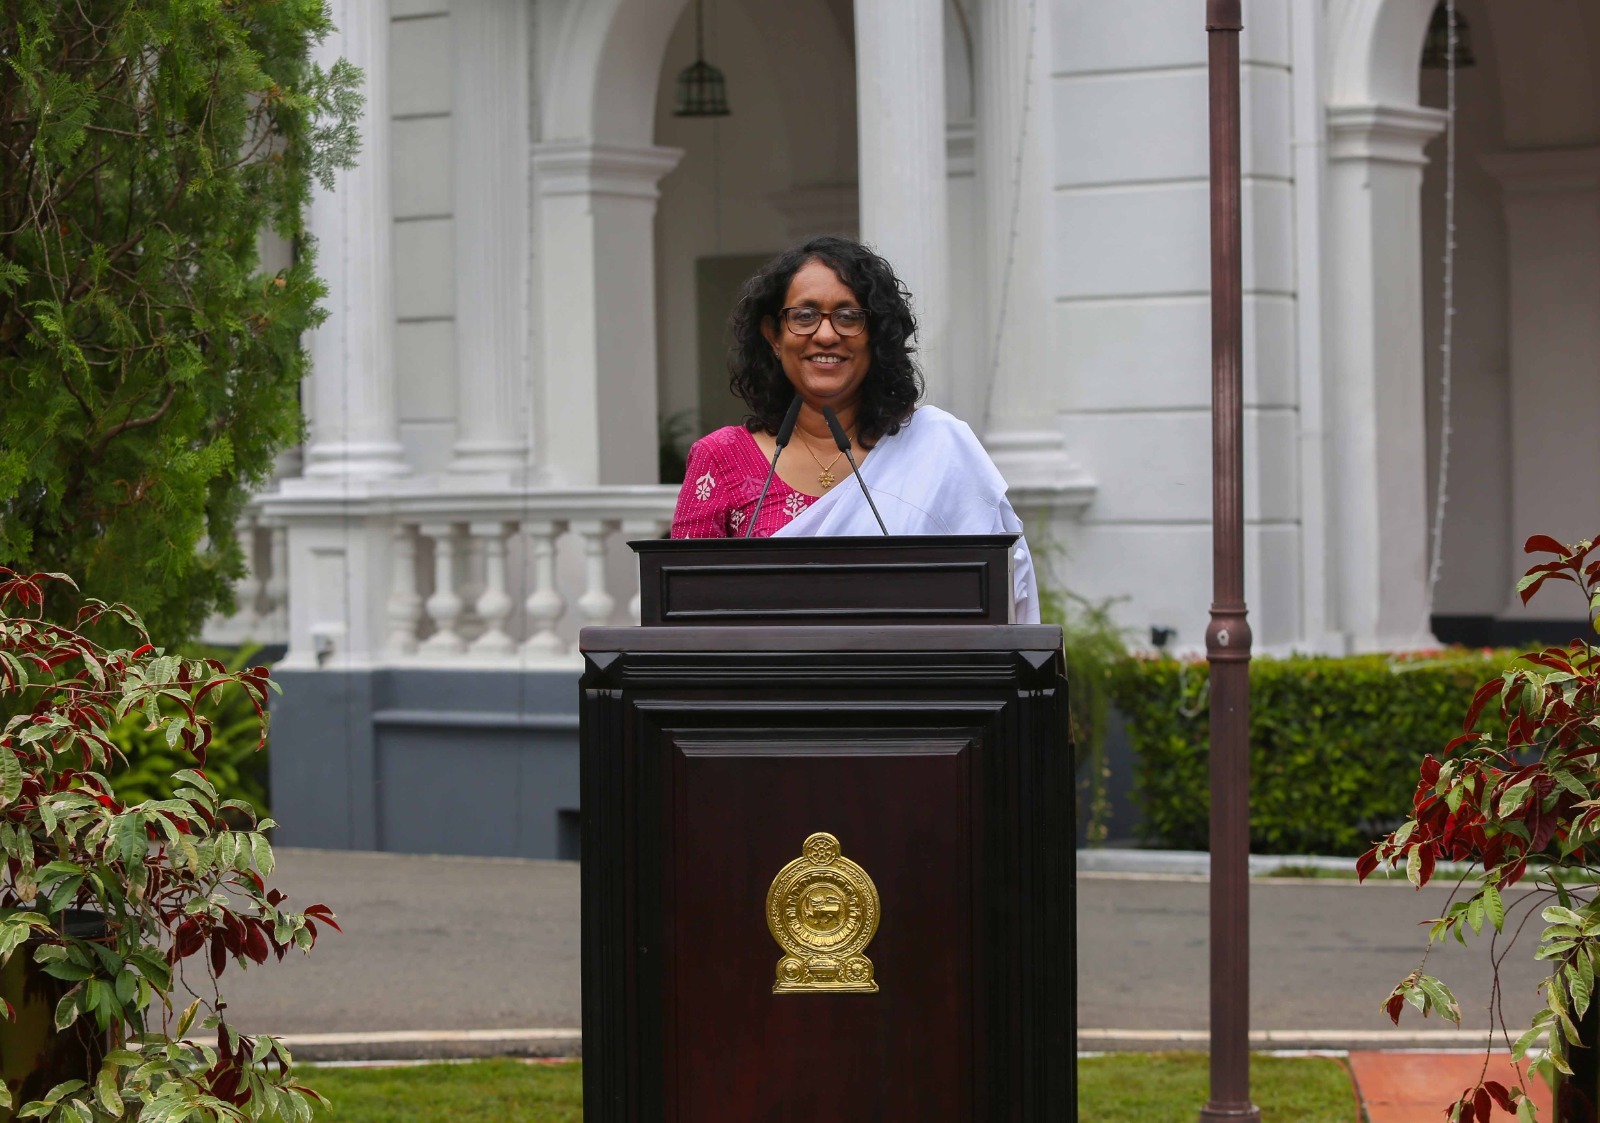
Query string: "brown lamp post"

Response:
xmin=1200 ymin=2 xmax=1259 ymax=1121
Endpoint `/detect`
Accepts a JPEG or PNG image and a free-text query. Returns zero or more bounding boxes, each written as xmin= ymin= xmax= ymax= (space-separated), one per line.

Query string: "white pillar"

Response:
xmin=977 ymin=0 xmax=1040 ymax=425
xmin=1324 ymin=104 xmax=1445 ymax=650
xmin=531 ymin=142 xmax=682 ymax=486
xmin=1482 ymin=147 xmax=1600 ymax=615
xmin=449 ymin=0 xmax=528 ymax=477
xmin=854 ymin=0 xmax=950 ymax=407
xmin=1289 ymin=0 xmax=1338 ymax=651
xmin=974 ymin=0 xmax=1082 ymax=503
xmin=303 ymin=0 xmax=407 ymax=479
xmin=945 ymin=122 xmax=979 ymax=426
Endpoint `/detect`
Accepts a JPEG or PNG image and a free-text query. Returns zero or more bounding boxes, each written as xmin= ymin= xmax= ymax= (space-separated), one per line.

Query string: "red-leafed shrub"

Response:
xmin=1363 ymin=535 xmax=1600 ymax=1123
xmin=0 ymin=571 xmax=336 ymax=1121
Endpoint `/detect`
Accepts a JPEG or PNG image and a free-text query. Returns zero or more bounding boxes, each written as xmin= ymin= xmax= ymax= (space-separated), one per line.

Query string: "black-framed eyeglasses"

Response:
xmin=779 ymin=306 xmax=869 ymax=337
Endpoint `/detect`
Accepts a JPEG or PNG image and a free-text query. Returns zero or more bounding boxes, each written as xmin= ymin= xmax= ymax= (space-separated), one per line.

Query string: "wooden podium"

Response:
xmin=579 ymin=536 xmax=1075 ymax=1121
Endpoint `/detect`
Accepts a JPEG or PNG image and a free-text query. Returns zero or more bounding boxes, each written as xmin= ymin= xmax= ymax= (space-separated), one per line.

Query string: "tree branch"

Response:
xmin=93 ymin=382 xmax=177 ymax=457
xmin=58 ymin=365 xmax=95 ymax=422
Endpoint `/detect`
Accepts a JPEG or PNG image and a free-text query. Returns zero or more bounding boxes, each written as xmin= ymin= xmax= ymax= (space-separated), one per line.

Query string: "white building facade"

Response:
xmin=221 ymin=0 xmax=1600 ymax=857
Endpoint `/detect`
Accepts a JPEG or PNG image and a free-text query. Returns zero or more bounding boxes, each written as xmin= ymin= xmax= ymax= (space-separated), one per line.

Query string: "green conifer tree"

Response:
xmin=0 ymin=1 xmax=361 ymax=641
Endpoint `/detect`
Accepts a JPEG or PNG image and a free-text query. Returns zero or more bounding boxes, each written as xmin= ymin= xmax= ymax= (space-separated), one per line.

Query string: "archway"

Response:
xmin=1419 ymin=1 xmax=1600 ymax=642
xmin=1322 ymin=0 xmax=1443 ymax=651
xmin=541 ymin=0 xmax=690 ymax=146
xmin=1417 ymin=0 xmax=1510 ymax=637
xmin=652 ymin=0 xmax=861 ymax=456
xmin=648 ymin=0 xmax=985 ymax=480
xmin=532 ymin=0 xmax=690 ymax=487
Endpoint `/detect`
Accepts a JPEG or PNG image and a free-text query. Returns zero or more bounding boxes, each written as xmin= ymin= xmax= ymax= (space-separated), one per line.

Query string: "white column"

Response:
xmin=1482 ymin=147 xmax=1600 ymax=615
xmin=1325 ymin=104 xmax=1445 ymax=650
xmin=1289 ymin=0 xmax=1338 ymax=651
xmin=531 ymin=142 xmax=682 ymax=487
xmin=977 ymin=0 xmax=1040 ymax=423
xmin=855 ymin=0 xmax=949 ymax=407
xmin=302 ymin=0 xmax=407 ymax=479
xmin=945 ymin=122 xmax=983 ymax=427
xmin=974 ymin=0 xmax=1084 ymax=506
xmin=449 ymin=0 xmax=528 ymax=477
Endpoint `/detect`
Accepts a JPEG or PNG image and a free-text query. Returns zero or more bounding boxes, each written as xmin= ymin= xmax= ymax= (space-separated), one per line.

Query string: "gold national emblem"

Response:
xmin=766 ymin=832 xmax=880 ymax=994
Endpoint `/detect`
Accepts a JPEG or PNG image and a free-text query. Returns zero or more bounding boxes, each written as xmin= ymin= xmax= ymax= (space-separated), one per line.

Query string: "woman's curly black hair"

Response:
xmin=728 ymin=236 xmax=923 ymax=446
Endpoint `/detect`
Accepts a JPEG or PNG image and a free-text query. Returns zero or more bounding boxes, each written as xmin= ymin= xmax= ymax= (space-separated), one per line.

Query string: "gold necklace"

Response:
xmin=796 ymin=432 xmax=847 ymax=489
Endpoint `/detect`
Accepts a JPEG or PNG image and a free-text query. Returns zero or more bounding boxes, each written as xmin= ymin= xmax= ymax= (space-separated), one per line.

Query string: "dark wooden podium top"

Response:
xmin=631 ymin=534 xmax=1018 ymax=627
xmin=580 ymin=623 xmax=1062 ymax=656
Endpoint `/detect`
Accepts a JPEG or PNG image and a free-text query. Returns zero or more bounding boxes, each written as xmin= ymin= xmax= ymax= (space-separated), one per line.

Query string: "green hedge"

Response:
xmin=1108 ymin=651 xmax=1515 ymax=855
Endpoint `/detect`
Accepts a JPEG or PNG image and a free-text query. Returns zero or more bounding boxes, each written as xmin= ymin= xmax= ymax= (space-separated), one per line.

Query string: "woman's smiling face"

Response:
xmin=761 ymin=259 xmax=871 ymax=414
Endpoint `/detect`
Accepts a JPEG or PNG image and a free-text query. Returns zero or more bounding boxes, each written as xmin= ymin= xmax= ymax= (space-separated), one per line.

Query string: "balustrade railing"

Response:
xmin=207 ymin=483 xmax=678 ymax=667
xmin=201 ymin=517 xmax=290 ymax=648
xmin=390 ymin=505 xmax=672 ymax=664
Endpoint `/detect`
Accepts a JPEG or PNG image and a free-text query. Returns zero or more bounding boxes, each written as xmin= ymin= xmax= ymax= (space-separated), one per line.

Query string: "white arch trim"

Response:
xmin=543 ymin=0 xmax=691 ymax=145
xmin=1326 ymin=0 xmax=1436 ymax=110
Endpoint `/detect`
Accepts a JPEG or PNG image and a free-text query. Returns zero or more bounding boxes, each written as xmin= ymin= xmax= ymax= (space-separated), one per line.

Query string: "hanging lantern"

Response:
xmin=1421 ymin=2 xmax=1477 ymax=69
xmin=674 ymin=0 xmax=730 ymax=117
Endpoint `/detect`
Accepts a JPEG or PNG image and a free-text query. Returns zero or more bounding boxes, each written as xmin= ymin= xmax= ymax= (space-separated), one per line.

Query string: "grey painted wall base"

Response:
xmin=271 ymin=669 xmax=1149 ymax=858
xmin=269 ymin=668 xmax=581 ymax=860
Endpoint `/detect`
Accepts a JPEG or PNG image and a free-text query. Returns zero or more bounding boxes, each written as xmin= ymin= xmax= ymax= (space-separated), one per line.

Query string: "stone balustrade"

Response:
xmin=212 ymin=482 xmax=680 ymax=669
xmin=392 ymin=509 xmax=671 ymax=663
xmin=201 ymin=517 xmax=290 ymax=649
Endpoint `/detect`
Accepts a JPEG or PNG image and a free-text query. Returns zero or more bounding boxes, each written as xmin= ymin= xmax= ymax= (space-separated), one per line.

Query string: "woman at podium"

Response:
xmin=670 ymin=236 xmax=1040 ymax=623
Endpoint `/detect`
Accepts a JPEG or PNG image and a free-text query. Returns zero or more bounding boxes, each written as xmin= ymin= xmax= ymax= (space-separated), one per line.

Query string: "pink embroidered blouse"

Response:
xmin=671 ymin=426 xmax=815 ymax=539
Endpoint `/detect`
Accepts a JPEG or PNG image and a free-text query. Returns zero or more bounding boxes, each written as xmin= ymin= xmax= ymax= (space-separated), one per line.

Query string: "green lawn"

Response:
xmin=301 ymin=1054 xmax=1356 ymax=1122
xmin=301 ymin=1060 xmax=581 ymax=1123
xmin=1078 ymin=1053 xmax=1359 ymax=1122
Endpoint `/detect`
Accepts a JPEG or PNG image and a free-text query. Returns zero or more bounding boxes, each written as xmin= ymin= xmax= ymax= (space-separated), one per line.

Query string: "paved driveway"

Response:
xmin=223 ymin=849 xmax=581 ymax=1036
xmin=1077 ymin=870 xmax=1550 ymax=1048
xmin=221 ymin=850 xmax=1553 ymax=1054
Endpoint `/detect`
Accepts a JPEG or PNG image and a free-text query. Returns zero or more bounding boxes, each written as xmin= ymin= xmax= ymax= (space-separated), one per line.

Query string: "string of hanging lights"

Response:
xmin=1424 ymin=0 xmax=1464 ymax=621
xmin=1421 ymin=0 xmax=1476 ymax=70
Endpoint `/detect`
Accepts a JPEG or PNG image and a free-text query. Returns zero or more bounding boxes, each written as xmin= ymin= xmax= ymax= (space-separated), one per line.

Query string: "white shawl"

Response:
xmin=775 ymin=406 xmax=1041 ymax=623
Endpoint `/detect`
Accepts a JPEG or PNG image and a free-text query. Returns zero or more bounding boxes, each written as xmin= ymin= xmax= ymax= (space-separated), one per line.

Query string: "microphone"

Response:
xmin=822 ymin=407 xmax=888 ymax=536
xmin=743 ymin=396 xmax=803 ymax=538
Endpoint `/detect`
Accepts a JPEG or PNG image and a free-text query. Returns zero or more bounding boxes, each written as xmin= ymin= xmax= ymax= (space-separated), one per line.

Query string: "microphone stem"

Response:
xmin=745 ymin=455 xmax=780 ymax=539
xmin=745 ymin=399 xmax=802 ymax=537
xmin=842 ymin=450 xmax=888 ymax=535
